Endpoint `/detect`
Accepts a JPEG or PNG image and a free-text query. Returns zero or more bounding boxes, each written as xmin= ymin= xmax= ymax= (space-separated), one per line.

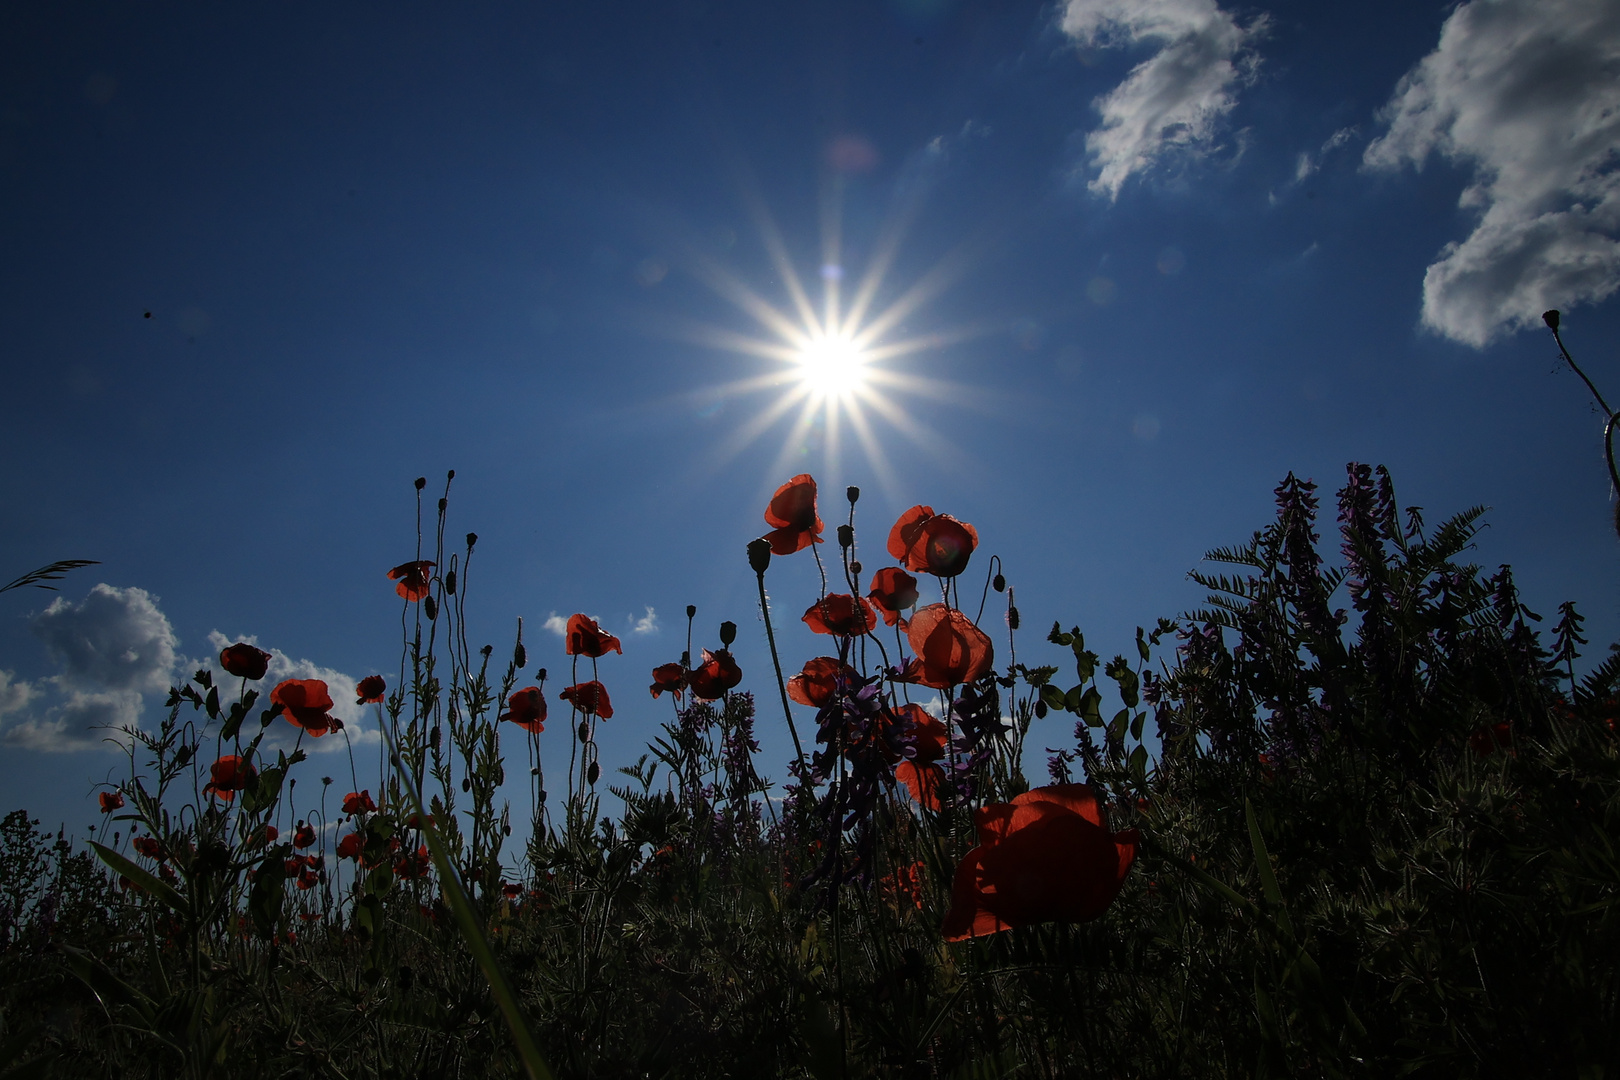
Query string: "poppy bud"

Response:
xmin=537 ymin=789 xmax=546 ymax=802
xmin=537 ymin=667 xmax=547 ymax=681
xmin=424 ymin=595 xmax=438 ymax=620
xmin=444 ymin=569 xmax=456 ymax=594
xmin=438 ymin=498 xmax=447 ymax=513
xmin=847 ymin=486 xmax=860 ymax=504
xmin=838 ymin=524 xmax=854 ymax=548
xmin=851 ymin=561 xmax=862 ymax=574
xmin=415 ymin=477 xmax=426 ymax=491
xmin=720 ymin=621 xmax=737 ymax=647
xmin=681 ymin=650 xmax=690 ymax=667
xmin=747 ymin=537 xmax=772 ymax=574
xmin=1035 ymin=699 xmax=1047 ymax=719
xmin=1543 ymin=309 xmax=1560 ymax=331
xmin=461 ymin=778 xmax=470 ymax=792
xmin=579 ymin=721 xmax=590 ymax=743
xmin=686 ymin=604 xmax=697 ymax=619
xmin=447 ymin=469 xmax=455 ymax=480
xmin=993 ymin=573 xmax=1006 ymax=592
xmin=1008 ymin=606 xmax=1020 ymax=631
xmin=515 ymin=641 xmax=527 ymax=669
xmin=587 ymin=762 xmax=600 ymax=785
xmin=174 ymin=745 xmax=193 ymax=767
xmin=466 ymin=532 xmax=478 ymax=549
xmin=430 ymin=726 xmax=441 ymax=751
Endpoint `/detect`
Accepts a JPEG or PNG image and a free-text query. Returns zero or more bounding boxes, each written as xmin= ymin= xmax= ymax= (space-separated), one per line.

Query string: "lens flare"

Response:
xmin=797 ymin=334 xmax=867 ymax=399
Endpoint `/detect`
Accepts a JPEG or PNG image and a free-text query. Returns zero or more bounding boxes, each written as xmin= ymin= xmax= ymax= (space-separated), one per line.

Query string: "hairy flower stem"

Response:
xmin=754 ymin=568 xmax=807 ymax=774
xmin=1549 ymin=320 xmax=1620 ymax=502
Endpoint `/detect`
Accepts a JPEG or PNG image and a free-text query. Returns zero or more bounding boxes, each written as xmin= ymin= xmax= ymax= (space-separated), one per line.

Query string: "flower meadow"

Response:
xmin=3 ymin=456 xmax=1620 ymax=1079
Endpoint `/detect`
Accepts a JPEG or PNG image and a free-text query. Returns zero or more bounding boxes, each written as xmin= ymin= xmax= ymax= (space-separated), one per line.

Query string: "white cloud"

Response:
xmin=32 ymin=583 xmax=178 ymax=694
xmin=542 ymin=612 xmax=568 ymax=636
xmin=1062 ymin=0 xmax=1266 ymax=199
xmin=629 ymin=607 xmax=659 ymax=636
xmin=1294 ymin=127 xmax=1356 ymax=183
xmin=0 ymin=671 xmax=36 ymax=716
xmin=1 ymin=716 xmax=106 ymax=753
xmin=1363 ymin=0 xmax=1620 ymax=347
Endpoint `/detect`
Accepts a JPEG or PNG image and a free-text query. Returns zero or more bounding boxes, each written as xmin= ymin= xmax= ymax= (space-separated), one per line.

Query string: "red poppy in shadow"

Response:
xmin=99 ymin=791 xmax=124 ymax=813
xmin=688 ymin=649 xmax=742 ymax=702
xmin=395 ymin=844 xmax=430 ymax=879
xmin=1470 ymin=722 xmax=1514 ymax=757
xmin=802 ymin=594 xmax=878 ymax=637
xmin=204 ymin=755 xmax=258 ymax=802
xmin=565 ymin=614 xmax=623 ymax=658
xmin=881 ymin=859 xmax=927 ymax=911
xmin=500 ymin=687 xmax=547 ymax=733
xmin=867 ymin=567 xmax=920 ymax=627
xmin=903 ymin=605 xmax=994 ymax=688
xmin=763 ymin=474 xmax=824 ymax=556
xmin=887 ymin=506 xmax=979 ymax=578
xmin=336 ymin=833 xmax=362 ymax=861
xmin=271 ymin=679 xmax=336 ymax=737
xmin=787 ymin=656 xmax=858 ymax=707
xmin=942 ymin=784 xmax=1138 ymax=941
xmin=355 ymin=675 xmax=386 ymax=705
xmin=220 ymin=642 xmax=271 ymax=680
xmin=342 ymin=790 xmax=377 ymax=815
xmin=650 ymin=663 xmax=687 ymax=700
xmin=388 ymin=561 xmax=436 ymax=602
xmin=896 ymin=761 xmax=943 ymax=812
xmin=294 ymin=823 xmax=316 ymax=849
xmin=560 ymin=680 xmax=613 ymax=719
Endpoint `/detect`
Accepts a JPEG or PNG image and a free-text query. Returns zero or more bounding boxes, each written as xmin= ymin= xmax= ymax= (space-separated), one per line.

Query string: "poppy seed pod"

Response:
xmin=748 ymin=537 xmax=773 ymax=574
xmin=719 ymin=620 xmax=737 ymax=647
xmin=438 ymin=498 xmax=447 ymax=512
xmin=851 ymin=561 xmax=862 ymax=574
xmin=1544 ymin=309 xmax=1560 ymax=330
xmin=847 ymin=485 xmax=860 ymax=504
xmin=1035 ymin=699 xmax=1048 ymax=719
xmin=414 ymin=477 xmax=426 ymax=490
xmin=686 ymin=604 xmax=697 ymax=619
xmin=537 ymin=667 xmax=547 ymax=682
xmin=838 ymin=524 xmax=854 ymax=548
xmin=447 ymin=469 xmax=455 ymax=481
xmin=466 ymin=532 xmax=478 ymax=549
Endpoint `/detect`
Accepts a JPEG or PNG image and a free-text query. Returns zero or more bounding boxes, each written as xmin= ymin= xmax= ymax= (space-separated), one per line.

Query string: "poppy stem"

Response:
xmin=755 ymin=567 xmax=808 ymax=775
xmin=1550 ymin=322 xmax=1620 ymax=502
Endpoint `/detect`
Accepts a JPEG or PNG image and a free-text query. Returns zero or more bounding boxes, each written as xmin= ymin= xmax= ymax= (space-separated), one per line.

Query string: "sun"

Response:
xmin=796 ymin=333 xmax=868 ymax=400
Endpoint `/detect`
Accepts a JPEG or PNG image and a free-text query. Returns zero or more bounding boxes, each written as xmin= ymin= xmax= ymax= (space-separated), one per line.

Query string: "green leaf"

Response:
xmin=1128 ymin=744 xmax=1149 ymax=782
xmin=1079 ymin=687 xmax=1102 ymax=725
xmin=367 ymin=864 xmax=394 ymax=896
xmin=248 ymin=851 xmax=287 ymax=939
xmin=1046 ymin=622 xmax=1071 ymax=647
xmin=1041 ymin=685 xmax=1067 ymax=712
xmin=1110 ymin=709 xmax=1129 ymax=742
xmin=1135 ymin=626 xmax=1150 ymax=663
xmin=1130 ymin=710 xmax=1146 ymax=742
xmin=89 ymin=842 xmax=185 ymax=915
xmin=1244 ymin=799 xmax=1290 ymax=929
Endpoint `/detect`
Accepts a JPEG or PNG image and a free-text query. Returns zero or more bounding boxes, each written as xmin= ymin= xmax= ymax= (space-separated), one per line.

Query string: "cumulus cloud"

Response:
xmin=1294 ymin=127 xmax=1356 ymax=183
xmin=2 ymin=584 xmax=180 ymax=751
xmin=1364 ymin=0 xmax=1620 ymax=346
xmin=1062 ymin=0 xmax=1266 ymax=199
xmin=630 ymin=607 xmax=659 ymax=636
xmin=542 ymin=612 xmax=569 ymax=637
xmin=32 ymin=584 xmax=178 ymax=694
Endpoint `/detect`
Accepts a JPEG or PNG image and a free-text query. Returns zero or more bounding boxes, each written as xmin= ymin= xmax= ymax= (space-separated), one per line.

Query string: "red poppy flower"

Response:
xmin=133 ymin=836 xmax=165 ymax=861
xmin=897 ymin=704 xmax=948 ymax=763
xmin=388 ymin=560 xmax=435 ymax=602
xmin=903 ymin=604 xmax=994 ymax=688
xmin=502 ymin=882 xmax=524 ymax=899
xmin=296 ymin=868 xmax=320 ymax=890
xmin=293 ymin=823 xmax=316 ymax=849
xmin=1470 ymin=722 xmax=1514 ymax=757
xmin=867 ymin=567 xmax=920 ymax=627
xmin=203 ymin=755 xmax=258 ymax=802
xmin=405 ymin=812 xmax=434 ymax=830
xmin=99 ymin=790 xmax=124 ymax=813
xmin=219 ymin=642 xmax=272 ymax=680
xmin=687 ymin=649 xmax=743 ymax=702
xmin=896 ymin=760 xmax=944 ymax=811
xmin=762 ymin=473 xmax=824 ymax=556
xmin=881 ymin=859 xmax=927 ymax=911
xmin=565 ymin=613 xmax=623 ymax=658
xmin=395 ymin=844 xmax=430 ymax=879
xmin=270 ymin=679 xmax=336 ymax=737
xmin=649 ymin=662 xmax=687 ymax=700
xmin=941 ymin=784 xmax=1138 ymax=941
xmin=787 ymin=656 xmax=858 ymax=708
xmin=355 ymin=675 xmax=386 ymax=705
xmin=336 ymin=833 xmax=363 ymax=860
xmin=560 ymin=680 xmax=613 ymax=719
xmin=260 ymin=825 xmax=280 ymax=846
xmin=802 ymin=594 xmax=878 ymax=637
xmin=499 ymin=686 xmax=547 ymax=733
xmin=342 ymin=790 xmax=377 ymax=815
xmin=887 ymin=506 xmax=980 ymax=578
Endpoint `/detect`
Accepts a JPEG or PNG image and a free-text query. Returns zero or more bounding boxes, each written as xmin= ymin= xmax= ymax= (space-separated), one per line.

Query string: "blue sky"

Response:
xmin=3 ymin=0 xmax=1618 ymax=841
